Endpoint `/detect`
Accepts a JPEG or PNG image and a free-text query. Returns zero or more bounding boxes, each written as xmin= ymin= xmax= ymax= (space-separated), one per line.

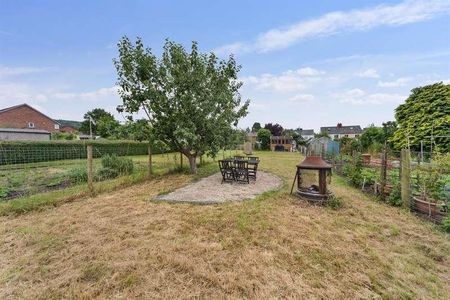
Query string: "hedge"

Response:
xmin=0 ymin=140 xmax=166 ymax=165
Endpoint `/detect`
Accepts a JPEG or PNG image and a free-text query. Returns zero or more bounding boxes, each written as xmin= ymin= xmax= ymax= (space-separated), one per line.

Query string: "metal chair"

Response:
xmin=219 ymin=160 xmax=235 ymax=183
xmin=234 ymin=155 xmax=244 ymax=160
xmin=234 ymin=160 xmax=249 ymax=183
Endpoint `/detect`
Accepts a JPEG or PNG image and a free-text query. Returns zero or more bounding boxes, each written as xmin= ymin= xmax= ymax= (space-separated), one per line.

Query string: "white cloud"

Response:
xmin=378 ymin=77 xmax=412 ymax=87
xmin=0 ymin=66 xmax=53 ymax=77
xmin=216 ymin=0 xmax=450 ymax=54
xmin=334 ymin=88 xmax=405 ymax=105
xmin=0 ymin=83 xmax=120 ymax=107
xmin=356 ymin=68 xmax=379 ymax=78
xmin=52 ymin=86 xmax=120 ymax=101
xmin=242 ymin=67 xmax=323 ymax=92
xmin=289 ymin=94 xmax=315 ymax=102
xmin=0 ymin=83 xmax=48 ymax=103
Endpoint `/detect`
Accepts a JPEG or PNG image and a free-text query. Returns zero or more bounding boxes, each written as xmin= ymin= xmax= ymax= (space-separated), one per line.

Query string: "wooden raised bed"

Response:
xmin=412 ymin=196 xmax=448 ymax=223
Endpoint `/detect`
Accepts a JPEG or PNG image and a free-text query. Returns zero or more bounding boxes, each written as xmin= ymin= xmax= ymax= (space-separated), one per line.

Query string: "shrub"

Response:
xmin=101 ymin=154 xmax=134 ymax=175
xmin=343 ymin=153 xmax=364 ymax=187
xmin=327 ymin=196 xmax=343 ymax=210
xmin=95 ymin=167 xmax=119 ymax=181
xmin=68 ymin=167 xmax=88 ymax=183
xmin=387 ymin=184 xmax=402 ymax=207
xmin=442 ymin=213 xmax=450 ymax=233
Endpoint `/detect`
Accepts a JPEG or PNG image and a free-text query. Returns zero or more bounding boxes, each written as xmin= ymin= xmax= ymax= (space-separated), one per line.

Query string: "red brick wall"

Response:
xmin=60 ymin=126 xmax=77 ymax=133
xmin=0 ymin=106 xmax=59 ymax=132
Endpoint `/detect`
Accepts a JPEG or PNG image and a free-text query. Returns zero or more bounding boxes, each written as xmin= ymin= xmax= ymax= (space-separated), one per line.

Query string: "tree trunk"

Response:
xmin=180 ymin=149 xmax=198 ymax=174
xmin=188 ymin=155 xmax=197 ymax=174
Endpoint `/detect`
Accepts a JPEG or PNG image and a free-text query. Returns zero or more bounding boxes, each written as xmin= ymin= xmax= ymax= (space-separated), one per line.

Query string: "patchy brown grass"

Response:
xmin=0 ymin=151 xmax=449 ymax=299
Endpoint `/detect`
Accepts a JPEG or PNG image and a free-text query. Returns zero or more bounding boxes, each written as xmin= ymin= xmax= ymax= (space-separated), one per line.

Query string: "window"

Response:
xmin=344 ymin=134 xmax=349 ymax=138
xmin=334 ymin=135 xmax=339 ymax=139
xmin=355 ymin=134 xmax=359 ymax=138
xmin=28 ymin=122 xmax=35 ymax=128
xmin=54 ymin=124 xmax=60 ymax=130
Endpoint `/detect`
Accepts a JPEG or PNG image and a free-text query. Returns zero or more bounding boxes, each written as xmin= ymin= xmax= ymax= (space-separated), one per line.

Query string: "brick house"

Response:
xmin=0 ymin=104 xmax=60 ymax=132
xmin=270 ymin=135 xmax=294 ymax=151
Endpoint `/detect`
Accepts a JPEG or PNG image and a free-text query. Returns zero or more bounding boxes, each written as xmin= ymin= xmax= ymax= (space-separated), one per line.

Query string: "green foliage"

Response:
xmin=257 ymin=128 xmax=271 ymax=150
xmin=68 ymin=167 xmax=88 ymax=183
xmin=51 ymin=132 xmax=77 ymax=140
xmin=0 ymin=140 xmax=155 ymax=165
xmin=79 ymin=108 xmax=117 ymax=136
xmin=114 ymin=119 xmax=153 ymax=142
xmin=0 ymin=187 xmax=10 ymax=198
xmin=360 ymin=125 xmax=384 ymax=150
xmin=415 ymin=153 xmax=450 ymax=202
xmin=387 ymin=184 xmax=402 ymax=207
xmin=326 ymin=196 xmax=343 ymax=210
xmin=251 ymin=122 xmax=261 ymax=132
xmin=315 ymin=131 xmax=330 ymax=139
xmin=114 ymin=37 xmax=249 ymax=173
xmin=442 ymin=213 xmax=450 ymax=233
xmin=95 ymin=167 xmax=120 ymax=181
xmin=100 ymin=154 xmax=134 ymax=175
xmin=343 ymin=153 xmax=364 ymax=187
xmin=264 ymin=123 xmax=284 ymax=136
xmin=392 ymin=82 xmax=450 ymax=151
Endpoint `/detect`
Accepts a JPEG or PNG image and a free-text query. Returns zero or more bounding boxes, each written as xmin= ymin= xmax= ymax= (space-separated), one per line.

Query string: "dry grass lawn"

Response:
xmin=1 ymin=151 xmax=449 ymax=299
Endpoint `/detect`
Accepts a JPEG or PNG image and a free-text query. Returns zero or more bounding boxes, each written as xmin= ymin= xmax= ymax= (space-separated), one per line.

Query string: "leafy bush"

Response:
xmin=387 ymin=184 xmax=402 ymax=207
xmin=343 ymin=153 xmax=364 ymax=187
xmin=101 ymin=154 xmax=134 ymax=175
xmin=442 ymin=213 xmax=450 ymax=233
xmin=327 ymin=196 xmax=343 ymax=210
xmin=95 ymin=167 xmax=119 ymax=181
xmin=68 ymin=167 xmax=88 ymax=183
xmin=0 ymin=187 xmax=10 ymax=198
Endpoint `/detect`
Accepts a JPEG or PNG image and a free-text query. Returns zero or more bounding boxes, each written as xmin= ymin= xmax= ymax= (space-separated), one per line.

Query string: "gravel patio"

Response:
xmin=154 ymin=171 xmax=283 ymax=204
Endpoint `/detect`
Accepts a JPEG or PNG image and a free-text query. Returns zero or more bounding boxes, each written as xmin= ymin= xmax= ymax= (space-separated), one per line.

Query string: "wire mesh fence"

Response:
xmin=330 ymin=149 xmax=449 ymax=224
xmin=0 ymin=141 xmax=206 ymax=201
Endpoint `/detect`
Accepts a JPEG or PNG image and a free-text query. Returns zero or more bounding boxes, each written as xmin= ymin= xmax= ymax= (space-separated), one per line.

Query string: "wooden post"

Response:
xmin=87 ymin=144 xmax=93 ymax=194
xmin=319 ymin=170 xmax=327 ymax=194
xmin=380 ymin=146 xmax=387 ymax=201
xmin=401 ymin=149 xmax=411 ymax=210
xmin=148 ymin=144 xmax=152 ymax=176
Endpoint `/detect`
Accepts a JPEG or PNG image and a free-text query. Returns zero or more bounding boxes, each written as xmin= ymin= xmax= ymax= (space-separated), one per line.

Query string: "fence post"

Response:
xmin=87 ymin=144 xmax=93 ymax=194
xmin=148 ymin=144 xmax=153 ymax=177
xmin=380 ymin=146 xmax=387 ymax=201
xmin=401 ymin=149 xmax=411 ymax=210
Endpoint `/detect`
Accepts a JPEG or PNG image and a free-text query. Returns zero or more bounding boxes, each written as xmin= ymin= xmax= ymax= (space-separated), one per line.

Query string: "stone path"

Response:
xmin=154 ymin=171 xmax=283 ymax=204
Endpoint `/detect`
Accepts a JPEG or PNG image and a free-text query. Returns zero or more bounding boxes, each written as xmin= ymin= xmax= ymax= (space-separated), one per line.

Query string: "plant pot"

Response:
xmin=412 ymin=196 xmax=447 ymax=223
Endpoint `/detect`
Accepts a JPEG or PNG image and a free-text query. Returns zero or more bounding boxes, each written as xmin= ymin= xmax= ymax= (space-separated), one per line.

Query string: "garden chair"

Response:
xmin=247 ymin=160 xmax=258 ymax=180
xmin=234 ymin=155 xmax=245 ymax=161
xmin=247 ymin=156 xmax=259 ymax=161
xmin=234 ymin=160 xmax=250 ymax=184
xmin=219 ymin=160 xmax=235 ymax=183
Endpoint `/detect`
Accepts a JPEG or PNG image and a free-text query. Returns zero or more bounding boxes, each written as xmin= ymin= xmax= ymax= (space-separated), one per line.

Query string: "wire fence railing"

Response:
xmin=330 ymin=149 xmax=450 ymax=224
xmin=0 ymin=142 xmax=211 ymax=201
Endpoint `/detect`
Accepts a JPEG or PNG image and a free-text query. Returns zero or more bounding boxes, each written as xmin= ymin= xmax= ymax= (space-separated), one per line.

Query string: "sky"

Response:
xmin=1 ymin=0 xmax=450 ymax=132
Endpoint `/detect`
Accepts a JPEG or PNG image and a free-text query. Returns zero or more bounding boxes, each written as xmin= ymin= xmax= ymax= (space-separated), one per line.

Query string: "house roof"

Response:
xmin=270 ymin=135 xmax=293 ymax=140
xmin=0 ymin=103 xmax=60 ymax=125
xmin=320 ymin=125 xmax=362 ymax=135
xmin=298 ymin=129 xmax=314 ymax=135
xmin=0 ymin=128 xmax=51 ymax=134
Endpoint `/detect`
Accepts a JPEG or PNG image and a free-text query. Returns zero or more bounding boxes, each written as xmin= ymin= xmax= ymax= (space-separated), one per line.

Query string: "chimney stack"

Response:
xmin=337 ymin=123 xmax=342 ymax=128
